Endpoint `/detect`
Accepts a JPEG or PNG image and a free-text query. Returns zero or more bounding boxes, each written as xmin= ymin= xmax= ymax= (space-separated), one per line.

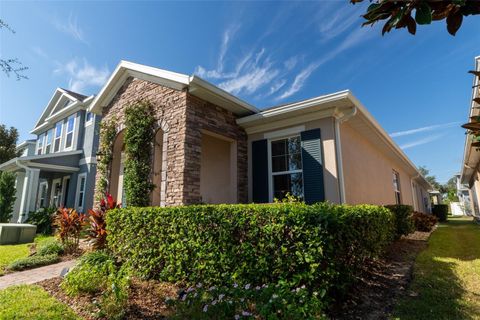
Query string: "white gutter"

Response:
xmin=334 ymin=106 xmax=357 ymax=204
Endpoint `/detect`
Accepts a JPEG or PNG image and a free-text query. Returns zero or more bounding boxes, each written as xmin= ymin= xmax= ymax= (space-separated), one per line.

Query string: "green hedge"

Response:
xmin=384 ymin=204 xmax=415 ymax=238
xmin=432 ymin=204 xmax=448 ymax=222
xmin=107 ymin=203 xmax=395 ymax=296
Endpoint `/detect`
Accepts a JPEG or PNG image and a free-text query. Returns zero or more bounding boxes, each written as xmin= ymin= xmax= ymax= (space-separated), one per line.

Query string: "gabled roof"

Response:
xmin=31 ymin=88 xmax=94 ymax=134
xmin=88 ymin=60 xmax=259 ymax=116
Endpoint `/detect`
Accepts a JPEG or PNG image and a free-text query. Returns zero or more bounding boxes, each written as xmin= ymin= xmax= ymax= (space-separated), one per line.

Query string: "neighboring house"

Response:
xmin=0 ymin=88 xmax=100 ymax=222
xmin=460 ymin=56 xmax=480 ymax=217
xmin=88 ymin=61 xmax=432 ymax=213
xmin=455 ymin=173 xmax=471 ymax=215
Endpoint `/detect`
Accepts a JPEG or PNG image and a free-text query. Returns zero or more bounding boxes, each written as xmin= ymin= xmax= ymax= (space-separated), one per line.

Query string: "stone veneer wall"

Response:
xmin=184 ymin=94 xmax=248 ymax=204
xmin=94 ymin=76 xmax=248 ymax=206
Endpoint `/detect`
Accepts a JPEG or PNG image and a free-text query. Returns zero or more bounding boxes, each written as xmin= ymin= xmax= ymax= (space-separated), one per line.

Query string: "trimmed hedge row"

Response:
xmin=107 ymin=203 xmax=395 ymax=296
xmin=432 ymin=204 xmax=448 ymax=222
xmin=384 ymin=204 xmax=415 ymax=238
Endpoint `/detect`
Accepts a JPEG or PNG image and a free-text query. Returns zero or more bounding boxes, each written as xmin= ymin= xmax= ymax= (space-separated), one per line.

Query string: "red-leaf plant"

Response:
xmin=54 ymin=208 xmax=86 ymax=254
xmin=87 ymin=193 xmax=121 ymax=250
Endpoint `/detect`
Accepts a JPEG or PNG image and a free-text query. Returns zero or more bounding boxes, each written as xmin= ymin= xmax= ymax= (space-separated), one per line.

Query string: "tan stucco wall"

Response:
xmin=469 ymin=169 xmax=480 ymax=214
xmin=247 ymin=117 xmax=341 ymax=203
xmin=200 ymin=133 xmax=235 ymax=204
xmin=340 ymin=122 xmax=416 ymax=207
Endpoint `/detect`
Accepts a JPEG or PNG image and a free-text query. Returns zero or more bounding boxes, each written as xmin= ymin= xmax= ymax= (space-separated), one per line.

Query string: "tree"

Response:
xmin=0 ymin=19 xmax=28 ymax=80
xmin=0 ymin=124 xmax=20 ymax=163
xmin=351 ymin=0 xmax=480 ymax=36
xmin=0 ymin=171 xmax=16 ymax=222
xmin=418 ymin=166 xmax=441 ymax=190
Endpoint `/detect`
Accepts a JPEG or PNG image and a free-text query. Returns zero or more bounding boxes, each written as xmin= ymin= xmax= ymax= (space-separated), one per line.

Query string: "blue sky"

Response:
xmin=1 ymin=1 xmax=479 ymax=183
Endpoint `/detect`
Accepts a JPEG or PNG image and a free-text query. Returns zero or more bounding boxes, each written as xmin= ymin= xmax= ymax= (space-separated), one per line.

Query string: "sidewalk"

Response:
xmin=0 ymin=260 xmax=76 ymax=290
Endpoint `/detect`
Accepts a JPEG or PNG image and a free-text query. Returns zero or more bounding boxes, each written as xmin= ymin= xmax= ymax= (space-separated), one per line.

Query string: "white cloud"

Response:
xmin=317 ymin=6 xmax=361 ymax=41
xmin=390 ymin=122 xmax=460 ymax=137
xmin=268 ymin=79 xmax=287 ymax=95
xmin=400 ymin=134 xmax=445 ymax=150
xmin=32 ymin=46 xmax=48 ymax=59
xmin=55 ymin=58 xmax=109 ymax=93
xmin=53 ymin=13 xmax=87 ymax=44
xmin=277 ymin=27 xmax=375 ymax=100
xmin=284 ymin=56 xmax=299 ymax=71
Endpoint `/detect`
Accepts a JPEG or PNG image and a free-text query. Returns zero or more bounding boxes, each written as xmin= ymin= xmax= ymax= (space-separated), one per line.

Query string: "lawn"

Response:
xmin=0 ymin=235 xmax=54 ymax=275
xmin=0 ymin=285 xmax=79 ymax=320
xmin=393 ymin=216 xmax=480 ymax=320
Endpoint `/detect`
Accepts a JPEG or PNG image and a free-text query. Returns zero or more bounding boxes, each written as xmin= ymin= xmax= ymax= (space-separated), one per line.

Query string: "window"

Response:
xmin=65 ymin=115 xmax=75 ymax=149
xmin=45 ymin=129 xmax=53 ymax=154
xmin=270 ymin=136 xmax=303 ymax=201
xmin=76 ymin=173 xmax=87 ymax=212
xmin=36 ymin=133 xmax=45 ymax=155
xmin=393 ymin=170 xmax=401 ymax=204
xmin=54 ymin=122 xmax=62 ymax=152
xmin=85 ymin=112 xmax=94 ymax=125
xmin=38 ymin=181 xmax=48 ymax=209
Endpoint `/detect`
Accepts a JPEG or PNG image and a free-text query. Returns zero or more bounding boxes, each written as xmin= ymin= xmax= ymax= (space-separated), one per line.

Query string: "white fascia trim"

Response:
xmin=89 ymin=60 xmax=190 ymax=114
xmin=15 ymin=150 xmax=82 ymax=162
xmin=345 ymin=92 xmax=433 ymax=190
xmin=237 ymin=90 xmax=351 ymax=125
xmin=33 ymin=89 xmax=63 ymax=129
xmin=460 ymin=57 xmax=480 ymax=184
xmin=189 ymin=76 xmax=259 ymax=114
xmin=263 ymin=125 xmax=305 ymax=139
xmin=23 ymin=161 xmax=79 ymax=172
xmin=16 ymin=140 xmax=36 ymax=150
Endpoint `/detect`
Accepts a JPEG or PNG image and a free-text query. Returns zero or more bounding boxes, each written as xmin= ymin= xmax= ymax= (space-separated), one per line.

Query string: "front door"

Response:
xmin=62 ymin=176 xmax=71 ymax=207
xmin=50 ymin=178 xmax=62 ymax=207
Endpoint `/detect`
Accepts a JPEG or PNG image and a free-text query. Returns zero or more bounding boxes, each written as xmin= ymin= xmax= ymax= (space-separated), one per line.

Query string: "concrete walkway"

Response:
xmin=0 ymin=260 xmax=76 ymax=290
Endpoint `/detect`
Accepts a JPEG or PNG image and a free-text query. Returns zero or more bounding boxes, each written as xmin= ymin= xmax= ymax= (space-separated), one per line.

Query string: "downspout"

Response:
xmin=16 ymin=160 xmax=31 ymax=222
xmin=334 ymin=106 xmax=357 ymax=204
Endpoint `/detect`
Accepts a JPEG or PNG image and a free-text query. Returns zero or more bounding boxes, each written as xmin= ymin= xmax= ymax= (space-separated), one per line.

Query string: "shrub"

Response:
xmin=432 ymin=204 xmax=448 ymax=222
xmin=169 ymin=281 xmax=326 ymax=319
xmin=87 ymin=193 xmax=120 ymax=250
xmin=384 ymin=205 xmax=415 ymax=238
xmin=0 ymin=171 xmax=16 ymax=222
xmin=26 ymin=207 xmax=56 ymax=235
xmin=412 ymin=211 xmax=438 ymax=232
xmin=36 ymin=238 xmax=64 ymax=256
xmin=61 ymin=251 xmax=116 ymax=295
xmin=8 ymin=254 xmax=59 ymax=271
xmin=107 ymin=203 xmax=395 ymax=301
xmin=54 ymin=208 xmax=85 ymax=253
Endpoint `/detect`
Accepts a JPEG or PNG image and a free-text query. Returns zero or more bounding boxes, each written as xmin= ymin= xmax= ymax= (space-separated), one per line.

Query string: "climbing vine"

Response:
xmin=124 ymin=101 xmax=155 ymax=207
xmin=96 ymin=117 xmax=117 ymax=201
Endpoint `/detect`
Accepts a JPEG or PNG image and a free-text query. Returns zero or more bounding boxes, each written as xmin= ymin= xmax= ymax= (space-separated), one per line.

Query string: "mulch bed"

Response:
xmin=37 ymin=277 xmax=178 ymax=320
xmin=37 ymin=229 xmax=435 ymax=320
xmin=328 ymin=228 xmax=435 ymax=319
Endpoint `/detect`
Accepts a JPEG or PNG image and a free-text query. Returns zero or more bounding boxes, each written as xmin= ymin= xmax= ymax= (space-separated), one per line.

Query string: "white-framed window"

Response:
xmin=64 ymin=115 xmax=75 ymax=150
xmin=269 ymin=135 xmax=304 ymax=201
xmin=44 ymin=129 xmax=53 ymax=154
xmin=85 ymin=112 xmax=94 ymax=126
xmin=36 ymin=133 xmax=45 ymax=155
xmin=393 ymin=170 xmax=402 ymax=204
xmin=37 ymin=181 xmax=48 ymax=209
xmin=54 ymin=121 xmax=62 ymax=152
xmin=75 ymin=173 xmax=87 ymax=212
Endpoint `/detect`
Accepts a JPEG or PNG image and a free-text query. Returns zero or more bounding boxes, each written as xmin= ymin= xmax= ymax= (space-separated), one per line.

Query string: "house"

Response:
xmin=0 ymin=88 xmax=100 ymax=222
xmin=460 ymin=56 xmax=480 ymax=217
xmin=88 ymin=61 xmax=432 ymax=212
xmin=454 ymin=173 xmax=471 ymax=215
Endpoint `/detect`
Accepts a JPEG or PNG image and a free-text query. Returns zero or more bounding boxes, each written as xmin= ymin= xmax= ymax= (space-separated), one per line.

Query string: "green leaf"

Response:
xmin=446 ymin=9 xmax=463 ymax=36
xmin=415 ymin=2 xmax=432 ymax=25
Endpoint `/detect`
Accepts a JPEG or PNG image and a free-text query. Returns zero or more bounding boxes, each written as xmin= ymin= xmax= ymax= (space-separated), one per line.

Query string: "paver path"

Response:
xmin=0 ymin=260 xmax=76 ymax=290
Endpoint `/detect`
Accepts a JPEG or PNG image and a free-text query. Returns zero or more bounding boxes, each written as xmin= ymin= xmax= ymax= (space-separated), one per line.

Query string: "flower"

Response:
xmin=203 ymin=304 xmax=209 ymax=312
xmin=233 ymin=283 xmax=238 ymax=288
xmin=272 ymin=294 xmax=278 ymax=299
xmin=242 ymin=311 xmax=252 ymax=316
xmin=212 ymin=299 xmax=218 ymax=305
xmin=193 ymin=292 xmax=198 ymax=298
xmin=240 ymin=298 xmax=245 ymax=302
xmin=196 ymin=283 xmax=203 ymax=288
xmin=255 ymin=286 xmax=261 ymax=291
xmin=218 ymin=294 xmax=225 ymax=300
xmin=300 ymin=285 xmax=306 ymax=289
xmin=181 ymin=294 xmax=187 ymax=301
xmin=234 ymin=315 xmax=240 ymax=320
xmin=244 ymin=284 xmax=251 ymax=290
xmin=208 ymin=286 xmax=216 ymax=291
xmin=186 ymin=287 xmax=195 ymax=293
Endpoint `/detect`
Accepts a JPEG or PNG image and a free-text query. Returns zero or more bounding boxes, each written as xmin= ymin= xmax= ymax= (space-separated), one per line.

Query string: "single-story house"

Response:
xmin=460 ymin=56 xmax=480 ymax=216
xmin=88 ymin=61 xmax=432 ymax=212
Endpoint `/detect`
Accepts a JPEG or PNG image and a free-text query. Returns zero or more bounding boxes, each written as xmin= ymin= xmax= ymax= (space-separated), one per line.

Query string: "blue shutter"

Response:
xmin=252 ymin=139 xmax=269 ymax=203
xmin=301 ymin=129 xmax=325 ymax=204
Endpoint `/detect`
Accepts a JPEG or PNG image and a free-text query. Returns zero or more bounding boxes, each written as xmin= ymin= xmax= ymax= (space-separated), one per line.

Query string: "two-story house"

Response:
xmin=0 ymin=88 xmax=100 ymax=222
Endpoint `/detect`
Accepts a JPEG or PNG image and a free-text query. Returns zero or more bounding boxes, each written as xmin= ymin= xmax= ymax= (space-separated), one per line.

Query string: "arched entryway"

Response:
xmin=110 ymin=130 xmax=126 ymax=206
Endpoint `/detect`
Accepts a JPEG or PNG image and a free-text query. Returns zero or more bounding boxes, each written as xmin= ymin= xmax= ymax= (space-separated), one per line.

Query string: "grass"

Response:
xmin=0 ymin=285 xmax=79 ymax=320
xmin=393 ymin=216 xmax=480 ymax=320
xmin=0 ymin=235 xmax=54 ymax=275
